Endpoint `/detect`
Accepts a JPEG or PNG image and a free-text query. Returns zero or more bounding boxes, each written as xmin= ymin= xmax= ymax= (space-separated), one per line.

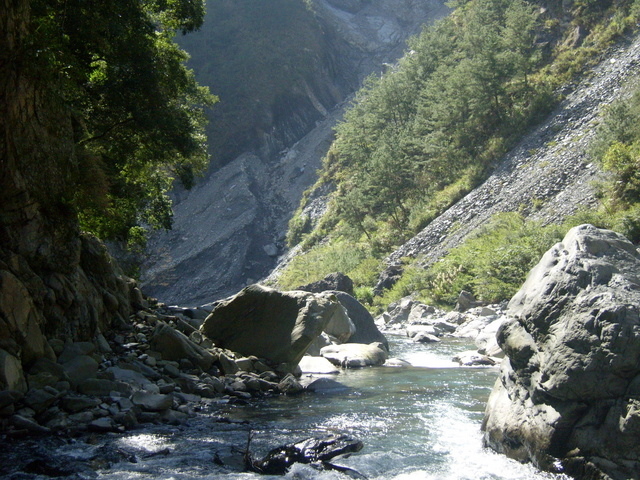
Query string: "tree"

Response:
xmin=26 ymin=0 xmax=217 ymax=243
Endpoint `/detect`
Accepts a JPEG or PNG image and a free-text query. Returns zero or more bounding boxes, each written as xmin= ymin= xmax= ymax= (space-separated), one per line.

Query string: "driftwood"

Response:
xmin=243 ymin=432 xmax=366 ymax=478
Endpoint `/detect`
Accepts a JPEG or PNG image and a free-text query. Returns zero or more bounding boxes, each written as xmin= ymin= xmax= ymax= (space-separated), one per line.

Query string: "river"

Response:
xmin=65 ymin=335 xmax=567 ymax=480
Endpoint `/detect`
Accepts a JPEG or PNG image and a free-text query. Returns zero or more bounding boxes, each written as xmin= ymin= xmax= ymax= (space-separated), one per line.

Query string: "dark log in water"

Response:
xmin=246 ymin=433 xmax=365 ymax=477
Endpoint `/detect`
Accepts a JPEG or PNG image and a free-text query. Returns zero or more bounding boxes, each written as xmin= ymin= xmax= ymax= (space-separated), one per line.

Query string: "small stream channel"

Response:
xmin=99 ymin=336 xmax=569 ymax=480
xmin=4 ymin=336 xmax=570 ymax=480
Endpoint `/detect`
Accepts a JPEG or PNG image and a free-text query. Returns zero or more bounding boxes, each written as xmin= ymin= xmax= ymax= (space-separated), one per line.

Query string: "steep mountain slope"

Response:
xmin=383 ymin=33 xmax=640 ymax=273
xmin=141 ymin=0 xmax=449 ymax=306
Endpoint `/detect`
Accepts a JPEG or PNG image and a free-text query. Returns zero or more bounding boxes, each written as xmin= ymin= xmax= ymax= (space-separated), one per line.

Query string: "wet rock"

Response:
xmin=68 ymin=410 xmax=95 ymax=424
xmin=132 ymin=391 xmax=174 ymax=412
xmin=302 ymin=377 xmax=350 ymax=394
xmin=407 ymin=324 xmax=438 ymax=338
xmin=160 ymin=409 xmax=188 ymax=425
xmin=114 ymin=409 xmax=138 ymax=429
xmin=249 ymin=433 xmax=363 ymax=475
xmin=89 ymin=417 xmax=118 ymax=432
xmin=384 ymin=358 xmax=412 ymax=367
xmin=320 ymin=342 xmax=388 ymax=368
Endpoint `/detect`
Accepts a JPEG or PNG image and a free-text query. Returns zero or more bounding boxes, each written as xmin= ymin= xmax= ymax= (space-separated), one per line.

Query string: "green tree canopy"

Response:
xmin=27 ymin=0 xmax=216 ymax=244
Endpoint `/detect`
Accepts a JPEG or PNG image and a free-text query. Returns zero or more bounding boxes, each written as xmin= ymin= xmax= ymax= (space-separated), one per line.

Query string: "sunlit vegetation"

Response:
xmin=278 ymin=0 xmax=640 ymax=309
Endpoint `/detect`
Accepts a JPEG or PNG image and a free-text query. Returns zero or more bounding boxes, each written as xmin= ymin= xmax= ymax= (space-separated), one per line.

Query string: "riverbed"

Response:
xmin=73 ymin=335 xmax=566 ymax=480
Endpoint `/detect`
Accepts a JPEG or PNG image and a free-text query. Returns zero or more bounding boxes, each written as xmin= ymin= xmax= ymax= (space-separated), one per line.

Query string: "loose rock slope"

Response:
xmin=384 ymin=32 xmax=640 ymax=270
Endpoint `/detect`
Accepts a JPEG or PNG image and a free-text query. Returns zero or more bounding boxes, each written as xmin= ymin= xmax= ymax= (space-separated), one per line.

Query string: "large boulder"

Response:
xmin=200 ymin=285 xmax=346 ymax=367
xmin=482 ymin=225 xmax=640 ymax=480
xmin=150 ymin=322 xmax=214 ymax=371
xmin=329 ymin=291 xmax=389 ymax=351
xmin=299 ymin=272 xmax=355 ymax=296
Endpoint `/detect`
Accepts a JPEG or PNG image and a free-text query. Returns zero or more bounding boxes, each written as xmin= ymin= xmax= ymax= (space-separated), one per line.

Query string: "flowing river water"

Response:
xmin=67 ymin=335 xmax=567 ymax=480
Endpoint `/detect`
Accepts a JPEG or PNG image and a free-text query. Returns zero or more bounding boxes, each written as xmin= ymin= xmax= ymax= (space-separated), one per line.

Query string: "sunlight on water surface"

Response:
xmin=97 ymin=336 xmax=570 ymax=480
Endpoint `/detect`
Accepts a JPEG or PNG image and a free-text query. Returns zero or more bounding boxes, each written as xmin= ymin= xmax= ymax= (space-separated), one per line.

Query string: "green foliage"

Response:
xmin=279 ymin=0 xmax=640 ymax=314
xmin=276 ymin=242 xmax=375 ymax=290
xmin=27 ymin=0 xmax=216 ymax=243
xmin=374 ymin=213 xmax=566 ymax=308
xmin=317 ymin=0 xmax=551 ymax=255
xmin=286 ymin=211 xmax=313 ymax=247
xmin=587 ymin=81 xmax=640 ymax=242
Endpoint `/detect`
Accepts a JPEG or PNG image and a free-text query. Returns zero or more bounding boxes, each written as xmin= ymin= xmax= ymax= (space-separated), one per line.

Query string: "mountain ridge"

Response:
xmin=141 ymin=0 xmax=450 ymax=305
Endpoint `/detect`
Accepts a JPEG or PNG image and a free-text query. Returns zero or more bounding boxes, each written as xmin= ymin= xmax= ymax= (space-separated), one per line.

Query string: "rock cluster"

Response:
xmin=482 ymin=225 xmax=640 ymax=480
xmin=376 ymin=295 xmax=506 ymax=366
xmin=0 ymin=235 xmax=136 ymax=401
xmin=0 ymin=296 xmax=344 ymax=437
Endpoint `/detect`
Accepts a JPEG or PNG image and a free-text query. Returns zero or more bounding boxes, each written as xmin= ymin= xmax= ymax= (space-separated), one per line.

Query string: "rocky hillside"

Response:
xmin=382 ymin=31 xmax=640 ymax=272
xmin=141 ymin=0 xmax=450 ymax=306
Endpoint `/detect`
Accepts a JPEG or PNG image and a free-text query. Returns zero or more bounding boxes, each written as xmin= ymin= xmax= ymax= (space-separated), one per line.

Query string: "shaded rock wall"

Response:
xmin=0 ymin=0 xmax=136 ymax=390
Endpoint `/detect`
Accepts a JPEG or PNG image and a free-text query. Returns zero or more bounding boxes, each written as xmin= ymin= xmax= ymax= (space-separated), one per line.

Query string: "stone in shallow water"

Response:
xmin=301 ymin=377 xmax=350 ymax=394
xmin=132 ymin=392 xmax=174 ymax=412
xmin=298 ymin=356 xmax=339 ymax=374
xmin=320 ymin=342 xmax=388 ymax=368
xmin=452 ymin=351 xmax=497 ymax=367
xmin=249 ymin=434 xmax=363 ymax=475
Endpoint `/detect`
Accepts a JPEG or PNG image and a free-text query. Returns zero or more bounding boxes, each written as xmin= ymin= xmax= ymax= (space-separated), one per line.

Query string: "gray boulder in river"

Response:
xmin=482 ymin=224 xmax=640 ymax=480
xmin=200 ymin=285 xmax=349 ymax=369
xmin=326 ymin=290 xmax=389 ymax=351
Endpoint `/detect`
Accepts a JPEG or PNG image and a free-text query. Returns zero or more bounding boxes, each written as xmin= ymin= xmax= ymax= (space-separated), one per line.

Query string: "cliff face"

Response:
xmin=0 ymin=0 xmax=135 ymax=391
xmin=141 ymin=0 xmax=450 ymax=306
